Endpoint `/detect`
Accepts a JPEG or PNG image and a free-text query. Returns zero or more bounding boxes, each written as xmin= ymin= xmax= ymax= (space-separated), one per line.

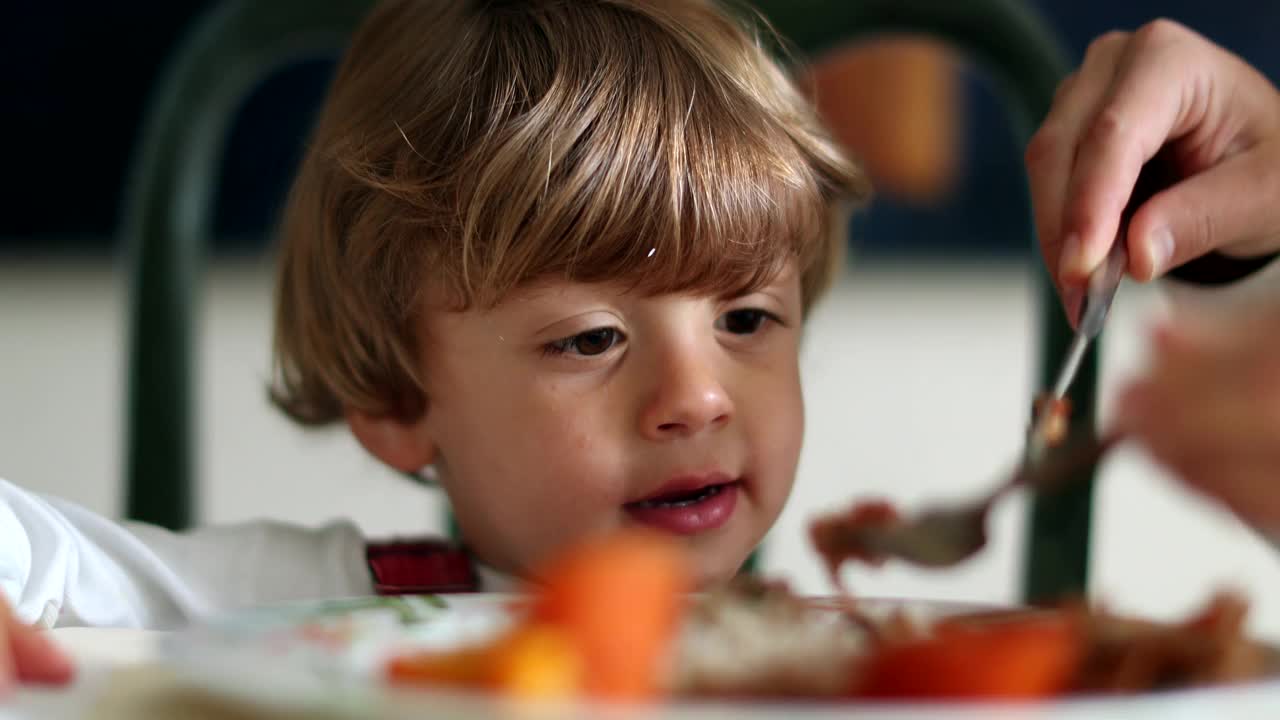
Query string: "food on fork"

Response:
xmin=1032 ymin=394 xmax=1073 ymax=448
xmin=809 ymin=499 xmax=902 ymax=582
xmin=809 ymin=400 xmax=1104 ymax=579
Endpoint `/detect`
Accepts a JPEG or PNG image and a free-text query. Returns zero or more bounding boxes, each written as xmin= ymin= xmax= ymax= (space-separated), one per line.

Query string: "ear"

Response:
xmin=346 ymin=409 xmax=438 ymax=473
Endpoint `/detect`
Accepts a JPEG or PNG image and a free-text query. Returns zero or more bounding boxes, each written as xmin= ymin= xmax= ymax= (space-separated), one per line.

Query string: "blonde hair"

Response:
xmin=272 ymin=0 xmax=870 ymax=425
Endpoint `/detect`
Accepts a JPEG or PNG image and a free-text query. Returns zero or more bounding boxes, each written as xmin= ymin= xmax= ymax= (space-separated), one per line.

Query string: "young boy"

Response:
xmin=0 ymin=0 xmax=868 ymax=685
xmin=267 ymin=0 xmax=867 ymax=592
xmin=6 ymin=2 xmax=1279 ymax=693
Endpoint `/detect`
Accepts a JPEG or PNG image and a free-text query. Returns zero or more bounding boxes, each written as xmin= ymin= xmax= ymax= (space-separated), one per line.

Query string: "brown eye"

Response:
xmin=547 ymin=327 xmax=620 ymax=356
xmin=717 ymin=309 xmax=771 ymax=335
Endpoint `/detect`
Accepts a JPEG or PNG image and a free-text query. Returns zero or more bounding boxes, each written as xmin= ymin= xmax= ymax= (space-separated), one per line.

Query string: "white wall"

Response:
xmin=3 ymin=256 xmax=1277 ymax=640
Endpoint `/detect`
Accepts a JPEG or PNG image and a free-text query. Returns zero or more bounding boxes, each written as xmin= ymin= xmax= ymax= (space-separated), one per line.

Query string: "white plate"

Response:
xmin=162 ymin=593 xmax=1280 ymax=719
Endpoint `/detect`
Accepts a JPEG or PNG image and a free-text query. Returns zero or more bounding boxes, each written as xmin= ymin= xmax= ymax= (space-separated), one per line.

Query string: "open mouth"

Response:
xmin=624 ymin=479 xmax=742 ymax=535
xmin=627 ymin=482 xmax=734 ymax=509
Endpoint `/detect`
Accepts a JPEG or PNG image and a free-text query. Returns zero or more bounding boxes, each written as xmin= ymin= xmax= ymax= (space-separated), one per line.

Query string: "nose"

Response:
xmin=640 ymin=343 xmax=734 ymax=440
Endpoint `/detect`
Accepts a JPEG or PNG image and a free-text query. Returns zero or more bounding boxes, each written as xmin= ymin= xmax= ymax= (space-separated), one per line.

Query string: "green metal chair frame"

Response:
xmin=122 ymin=0 xmax=377 ymax=532
xmin=123 ymin=0 xmax=1086 ymax=604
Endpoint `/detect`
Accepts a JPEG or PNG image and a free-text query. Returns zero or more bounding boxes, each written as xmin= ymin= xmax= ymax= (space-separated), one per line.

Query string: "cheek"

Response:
xmin=526 ymin=380 xmax=595 ymax=451
xmin=449 ymin=378 xmax=624 ymax=501
xmin=754 ymin=340 xmax=804 ymax=415
xmin=434 ymin=385 xmax=628 ymax=574
xmin=749 ymin=348 xmax=806 ymax=466
xmin=780 ymin=372 xmax=806 ymax=461
xmin=525 ymin=384 xmax=617 ymax=477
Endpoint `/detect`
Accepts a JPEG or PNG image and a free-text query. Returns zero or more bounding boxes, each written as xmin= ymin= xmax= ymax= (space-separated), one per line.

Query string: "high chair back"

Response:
xmin=123 ymin=0 xmax=1085 ymax=603
xmin=121 ymin=0 xmax=376 ymax=532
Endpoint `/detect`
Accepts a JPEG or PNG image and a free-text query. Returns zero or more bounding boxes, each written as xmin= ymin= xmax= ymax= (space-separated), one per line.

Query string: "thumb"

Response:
xmin=1126 ymin=146 xmax=1280 ymax=280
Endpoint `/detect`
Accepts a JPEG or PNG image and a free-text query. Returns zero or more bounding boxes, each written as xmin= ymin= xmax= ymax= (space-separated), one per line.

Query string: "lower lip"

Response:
xmin=625 ymin=482 xmax=740 ymax=535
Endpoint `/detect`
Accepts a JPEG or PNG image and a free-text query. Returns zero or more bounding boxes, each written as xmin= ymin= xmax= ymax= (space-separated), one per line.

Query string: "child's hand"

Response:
xmin=0 ymin=595 xmax=74 ymax=694
xmin=1111 ymin=306 xmax=1280 ymax=534
xmin=1026 ymin=19 xmax=1280 ymax=321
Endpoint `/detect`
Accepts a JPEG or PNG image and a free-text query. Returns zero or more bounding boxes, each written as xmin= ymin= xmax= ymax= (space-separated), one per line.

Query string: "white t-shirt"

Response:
xmin=0 ymin=478 xmax=521 ymax=630
xmin=1 ymin=260 xmax=1275 ymax=630
xmin=0 ymin=478 xmax=374 ymax=629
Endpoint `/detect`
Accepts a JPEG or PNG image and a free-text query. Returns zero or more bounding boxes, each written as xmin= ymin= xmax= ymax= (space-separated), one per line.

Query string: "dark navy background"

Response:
xmin=3 ymin=2 xmax=1277 ymax=257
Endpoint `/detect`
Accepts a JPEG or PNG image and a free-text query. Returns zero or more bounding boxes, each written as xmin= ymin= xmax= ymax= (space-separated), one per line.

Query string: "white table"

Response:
xmin=6 ymin=628 xmax=368 ymax=719
xmin=8 ymin=627 xmax=1280 ymax=719
xmin=3 ymin=629 xmax=172 ymax=720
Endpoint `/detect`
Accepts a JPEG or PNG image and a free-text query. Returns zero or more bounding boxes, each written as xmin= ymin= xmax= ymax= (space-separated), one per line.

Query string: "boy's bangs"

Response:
xmin=272 ymin=0 xmax=869 ymax=425
xmin=425 ymin=2 xmax=857 ymax=310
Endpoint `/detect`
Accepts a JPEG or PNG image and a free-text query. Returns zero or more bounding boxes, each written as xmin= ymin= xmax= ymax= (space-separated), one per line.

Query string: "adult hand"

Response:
xmin=1025 ymin=20 xmax=1280 ymax=322
xmin=1112 ymin=306 xmax=1280 ymax=534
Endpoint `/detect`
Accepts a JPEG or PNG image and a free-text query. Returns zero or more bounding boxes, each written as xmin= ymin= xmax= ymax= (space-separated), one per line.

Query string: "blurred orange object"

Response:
xmin=805 ymin=38 xmax=961 ymax=202
xmin=386 ymin=623 xmax=582 ymax=699
xmin=532 ymin=529 xmax=691 ymax=700
xmin=386 ymin=530 xmax=689 ymax=702
xmin=386 ymin=640 xmax=496 ymax=690
xmin=492 ymin=623 xmax=584 ymax=699
xmin=855 ymin=612 xmax=1083 ymax=700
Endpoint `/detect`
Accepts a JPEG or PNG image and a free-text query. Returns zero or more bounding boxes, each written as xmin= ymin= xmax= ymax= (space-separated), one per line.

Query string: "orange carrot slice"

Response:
xmin=856 ymin=612 xmax=1082 ymax=700
xmin=532 ymin=529 xmax=690 ymax=700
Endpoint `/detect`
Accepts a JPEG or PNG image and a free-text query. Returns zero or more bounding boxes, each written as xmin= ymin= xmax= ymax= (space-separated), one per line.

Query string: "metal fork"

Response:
xmin=1025 ymin=234 xmax=1128 ymax=462
xmin=823 ymin=239 xmax=1126 ymax=570
xmin=1027 ymin=157 xmax=1171 ymax=459
xmin=825 ymin=161 xmax=1170 ymax=571
xmin=820 ymin=431 xmax=1118 ymax=568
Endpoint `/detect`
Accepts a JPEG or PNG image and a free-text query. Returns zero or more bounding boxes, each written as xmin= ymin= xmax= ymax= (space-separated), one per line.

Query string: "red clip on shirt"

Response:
xmin=366 ymin=539 xmax=479 ymax=594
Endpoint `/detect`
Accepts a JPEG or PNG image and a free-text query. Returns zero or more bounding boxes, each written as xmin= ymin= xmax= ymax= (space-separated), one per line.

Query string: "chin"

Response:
xmin=686 ymin=542 xmax=756 ymax=590
xmin=686 ymin=508 xmax=778 ymax=589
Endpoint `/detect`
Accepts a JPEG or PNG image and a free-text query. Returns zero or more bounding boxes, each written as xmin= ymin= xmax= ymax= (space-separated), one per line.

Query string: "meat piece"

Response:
xmin=1032 ymin=395 xmax=1072 ymax=448
xmin=1071 ymin=591 xmax=1271 ymax=692
xmin=672 ymin=587 xmax=1275 ymax=701
xmin=808 ymin=500 xmax=902 ymax=588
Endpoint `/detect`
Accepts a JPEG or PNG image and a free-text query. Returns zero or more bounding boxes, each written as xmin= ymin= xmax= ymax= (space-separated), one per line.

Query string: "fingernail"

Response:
xmin=1149 ymin=227 xmax=1175 ymax=276
xmin=1063 ymin=286 xmax=1084 ymax=329
xmin=1058 ymin=233 xmax=1082 ymax=280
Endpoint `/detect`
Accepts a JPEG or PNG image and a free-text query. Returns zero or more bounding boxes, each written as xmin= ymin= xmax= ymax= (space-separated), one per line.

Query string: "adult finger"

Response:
xmin=1125 ymin=141 xmax=1280 ymax=279
xmin=1026 ymin=32 xmax=1129 ymax=323
xmin=1058 ymin=20 xmax=1210 ymax=284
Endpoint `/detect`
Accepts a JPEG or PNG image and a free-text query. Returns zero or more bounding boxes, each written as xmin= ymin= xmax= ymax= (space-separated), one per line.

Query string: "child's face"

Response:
xmin=411 ymin=264 xmax=806 ymax=587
